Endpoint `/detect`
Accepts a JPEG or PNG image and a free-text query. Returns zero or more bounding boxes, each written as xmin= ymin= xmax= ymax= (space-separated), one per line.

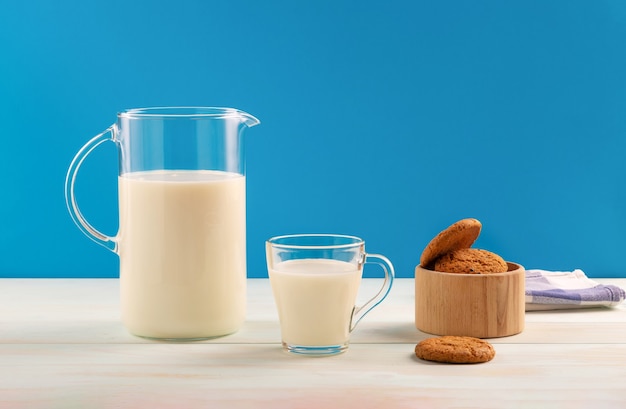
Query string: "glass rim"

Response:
xmin=117 ymin=106 xmax=260 ymax=125
xmin=266 ymin=234 xmax=364 ymax=250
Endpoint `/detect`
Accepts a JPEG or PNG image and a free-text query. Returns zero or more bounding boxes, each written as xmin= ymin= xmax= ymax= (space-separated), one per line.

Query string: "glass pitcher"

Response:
xmin=65 ymin=107 xmax=260 ymax=340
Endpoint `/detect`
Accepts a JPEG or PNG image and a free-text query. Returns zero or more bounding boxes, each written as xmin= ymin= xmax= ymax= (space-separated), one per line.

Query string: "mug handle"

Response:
xmin=64 ymin=125 xmax=118 ymax=253
xmin=349 ymin=253 xmax=395 ymax=332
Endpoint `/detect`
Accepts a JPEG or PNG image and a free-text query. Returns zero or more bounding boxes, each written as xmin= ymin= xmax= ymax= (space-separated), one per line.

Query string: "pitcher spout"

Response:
xmin=236 ymin=109 xmax=260 ymax=128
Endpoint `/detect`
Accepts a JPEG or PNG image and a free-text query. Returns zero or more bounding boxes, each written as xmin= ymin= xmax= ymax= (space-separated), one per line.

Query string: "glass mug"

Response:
xmin=266 ymin=234 xmax=395 ymax=355
xmin=65 ymin=107 xmax=260 ymax=340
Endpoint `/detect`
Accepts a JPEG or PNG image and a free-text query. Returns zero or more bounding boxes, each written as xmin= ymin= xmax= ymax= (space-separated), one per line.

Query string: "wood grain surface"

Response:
xmin=1 ymin=278 xmax=625 ymax=408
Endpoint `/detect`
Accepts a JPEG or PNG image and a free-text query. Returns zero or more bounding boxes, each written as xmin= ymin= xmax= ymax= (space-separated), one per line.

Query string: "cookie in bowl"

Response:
xmin=419 ymin=218 xmax=482 ymax=269
xmin=434 ymin=248 xmax=507 ymax=274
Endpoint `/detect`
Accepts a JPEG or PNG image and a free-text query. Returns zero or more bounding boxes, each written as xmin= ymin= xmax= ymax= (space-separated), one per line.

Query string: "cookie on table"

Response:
xmin=415 ymin=336 xmax=495 ymax=364
xmin=434 ymin=248 xmax=507 ymax=274
xmin=420 ymin=218 xmax=482 ymax=269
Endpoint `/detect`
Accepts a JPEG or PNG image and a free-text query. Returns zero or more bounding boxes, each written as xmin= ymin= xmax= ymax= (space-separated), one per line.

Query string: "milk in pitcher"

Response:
xmin=118 ymin=170 xmax=246 ymax=339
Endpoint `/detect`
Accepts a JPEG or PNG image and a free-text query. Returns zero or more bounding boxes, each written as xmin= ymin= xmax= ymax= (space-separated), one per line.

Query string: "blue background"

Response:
xmin=1 ymin=0 xmax=625 ymax=278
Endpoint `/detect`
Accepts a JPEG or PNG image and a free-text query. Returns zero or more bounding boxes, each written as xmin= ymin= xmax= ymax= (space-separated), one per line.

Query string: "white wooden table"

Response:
xmin=1 ymin=278 xmax=625 ymax=409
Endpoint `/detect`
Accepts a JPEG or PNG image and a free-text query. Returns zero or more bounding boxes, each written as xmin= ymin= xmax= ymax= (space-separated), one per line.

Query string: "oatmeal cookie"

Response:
xmin=419 ymin=218 xmax=482 ymax=269
xmin=434 ymin=248 xmax=507 ymax=274
xmin=415 ymin=336 xmax=495 ymax=364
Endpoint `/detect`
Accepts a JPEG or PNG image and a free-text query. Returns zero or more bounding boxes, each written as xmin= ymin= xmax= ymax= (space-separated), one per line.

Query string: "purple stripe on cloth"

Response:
xmin=525 ymin=269 xmax=626 ymax=310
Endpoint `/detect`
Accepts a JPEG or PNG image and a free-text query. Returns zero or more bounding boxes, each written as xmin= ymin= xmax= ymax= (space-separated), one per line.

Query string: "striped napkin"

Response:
xmin=525 ymin=269 xmax=626 ymax=311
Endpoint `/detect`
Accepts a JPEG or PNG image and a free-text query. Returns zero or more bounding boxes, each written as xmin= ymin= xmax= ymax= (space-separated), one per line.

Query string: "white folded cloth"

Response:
xmin=525 ymin=269 xmax=626 ymax=311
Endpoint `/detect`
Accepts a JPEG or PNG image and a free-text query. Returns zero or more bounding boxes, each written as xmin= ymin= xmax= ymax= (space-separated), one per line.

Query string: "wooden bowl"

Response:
xmin=415 ymin=262 xmax=525 ymax=338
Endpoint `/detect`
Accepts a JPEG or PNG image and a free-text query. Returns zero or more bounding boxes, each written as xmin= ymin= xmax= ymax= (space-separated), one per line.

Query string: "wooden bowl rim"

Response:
xmin=416 ymin=261 xmax=524 ymax=277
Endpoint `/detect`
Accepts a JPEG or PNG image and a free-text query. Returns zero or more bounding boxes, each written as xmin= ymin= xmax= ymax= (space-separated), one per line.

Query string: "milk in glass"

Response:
xmin=269 ymin=259 xmax=362 ymax=346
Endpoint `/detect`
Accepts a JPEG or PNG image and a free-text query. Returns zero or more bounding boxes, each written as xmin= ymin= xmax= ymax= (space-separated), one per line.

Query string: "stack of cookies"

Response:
xmin=419 ymin=218 xmax=508 ymax=274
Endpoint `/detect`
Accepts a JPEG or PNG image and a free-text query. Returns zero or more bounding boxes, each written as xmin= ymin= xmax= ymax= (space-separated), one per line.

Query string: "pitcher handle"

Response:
xmin=64 ymin=126 xmax=118 ymax=253
xmin=350 ymin=253 xmax=395 ymax=332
